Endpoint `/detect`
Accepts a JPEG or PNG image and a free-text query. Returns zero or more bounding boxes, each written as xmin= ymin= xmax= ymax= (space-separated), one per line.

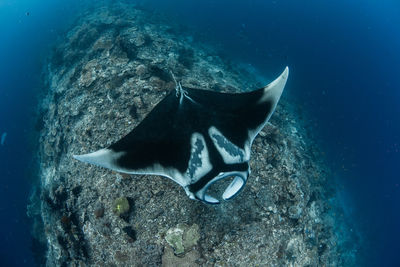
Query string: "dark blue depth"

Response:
xmin=0 ymin=0 xmax=399 ymax=266
xmin=0 ymin=1 xmax=81 ymax=266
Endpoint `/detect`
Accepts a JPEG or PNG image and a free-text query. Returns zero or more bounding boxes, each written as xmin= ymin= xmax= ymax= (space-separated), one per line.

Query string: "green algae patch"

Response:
xmin=113 ymin=197 xmax=130 ymax=216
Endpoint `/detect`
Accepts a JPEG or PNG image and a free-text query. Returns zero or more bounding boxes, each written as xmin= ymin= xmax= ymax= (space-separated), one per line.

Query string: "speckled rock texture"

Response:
xmin=30 ymin=3 xmax=359 ymax=266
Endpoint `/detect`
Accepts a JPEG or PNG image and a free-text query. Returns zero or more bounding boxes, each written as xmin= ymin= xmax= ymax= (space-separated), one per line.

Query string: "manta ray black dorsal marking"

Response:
xmin=74 ymin=67 xmax=289 ymax=204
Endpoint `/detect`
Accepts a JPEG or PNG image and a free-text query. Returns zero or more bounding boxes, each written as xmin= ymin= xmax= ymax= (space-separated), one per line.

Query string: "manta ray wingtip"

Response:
xmin=72 ymin=148 xmax=122 ymax=171
xmin=277 ymin=66 xmax=289 ymax=84
xmin=260 ymin=66 xmax=289 ymax=104
xmin=72 ymin=153 xmax=91 ymax=164
xmin=72 ymin=154 xmax=86 ymax=162
xmin=284 ymin=66 xmax=289 ymax=77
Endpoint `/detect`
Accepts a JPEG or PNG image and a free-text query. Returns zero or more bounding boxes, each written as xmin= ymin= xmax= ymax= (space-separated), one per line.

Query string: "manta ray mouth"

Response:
xmin=195 ymin=171 xmax=248 ymax=204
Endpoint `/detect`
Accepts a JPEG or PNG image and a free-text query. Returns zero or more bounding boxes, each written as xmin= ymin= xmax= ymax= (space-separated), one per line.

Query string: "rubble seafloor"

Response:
xmin=28 ymin=3 xmax=360 ymax=266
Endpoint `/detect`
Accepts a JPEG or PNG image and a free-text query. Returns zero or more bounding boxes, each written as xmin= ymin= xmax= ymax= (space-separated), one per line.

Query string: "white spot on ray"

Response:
xmin=185 ymin=133 xmax=212 ymax=183
xmin=208 ymin=126 xmax=250 ymax=164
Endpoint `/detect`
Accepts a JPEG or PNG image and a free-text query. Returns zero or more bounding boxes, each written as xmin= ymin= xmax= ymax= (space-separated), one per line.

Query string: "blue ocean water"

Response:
xmin=0 ymin=0 xmax=399 ymax=266
xmin=0 ymin=1 xmax=82 ymax=265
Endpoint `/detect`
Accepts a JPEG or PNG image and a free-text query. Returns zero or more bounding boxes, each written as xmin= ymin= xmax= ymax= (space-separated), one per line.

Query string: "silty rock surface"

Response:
xmin=30 ymin=3 xmax=359 ymax=266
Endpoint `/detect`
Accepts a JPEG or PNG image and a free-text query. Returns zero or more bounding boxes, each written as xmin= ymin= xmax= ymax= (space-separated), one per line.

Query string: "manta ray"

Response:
xmin=74 ymin=67 xmax=289 ymax=204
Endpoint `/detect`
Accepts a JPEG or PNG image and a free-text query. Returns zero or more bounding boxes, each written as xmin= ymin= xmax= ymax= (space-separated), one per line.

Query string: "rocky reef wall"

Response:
xmin=30 ymin=3 xmax=359 ymax=266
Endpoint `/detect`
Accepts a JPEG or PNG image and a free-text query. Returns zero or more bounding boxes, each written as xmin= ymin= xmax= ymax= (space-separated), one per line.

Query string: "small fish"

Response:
xmin=1 ymin=132 xmax=7 ymax=146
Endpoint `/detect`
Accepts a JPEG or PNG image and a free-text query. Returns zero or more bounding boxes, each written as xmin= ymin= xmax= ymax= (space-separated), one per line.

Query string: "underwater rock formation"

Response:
xmin=30 ymin=3 xmax=359 ymax=266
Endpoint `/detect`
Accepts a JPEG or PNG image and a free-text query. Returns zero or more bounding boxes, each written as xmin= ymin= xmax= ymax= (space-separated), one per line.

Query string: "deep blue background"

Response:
xmin=0 ymin=1 xmax=81 ymax=265
xmin=1 ymin=0 xmax=399 ymax=266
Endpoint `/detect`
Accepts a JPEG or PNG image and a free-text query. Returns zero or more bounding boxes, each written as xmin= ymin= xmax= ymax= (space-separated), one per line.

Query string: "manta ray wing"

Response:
xmin=74 ymin=92 xmax=194 ymax=186
xmin=74 ymin=67 xmax=289 ymax=204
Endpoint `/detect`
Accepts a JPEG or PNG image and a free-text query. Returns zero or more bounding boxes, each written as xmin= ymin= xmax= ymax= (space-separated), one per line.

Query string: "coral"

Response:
xmin=178 ymin=47 xmax=195 ymax=69
xmin=165 ymin=227 xmax=185 ymax=255
xmin=113 ymin=197 xmax=130 ymax=216
xmin=94 ymin=207 xmax=104 ymax=218
xmin=162 ymin=246 xmax=200 ymax=267
xmin=165 ymin=224 xmax=200 ymax=256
